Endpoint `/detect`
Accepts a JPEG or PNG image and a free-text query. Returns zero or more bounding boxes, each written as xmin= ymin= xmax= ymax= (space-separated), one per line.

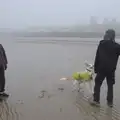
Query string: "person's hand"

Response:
xmin=94 ymin=67 xmax=98 ymax=74
xmin=94 ymin=71 xmax=97 ymax=74
xmin=94 ymin=69 xmax=96 ymax=73
xmin=5 ymin=64 xmax=7 ymax=70
xmin=94 ymin=69 xmax=97 ymax=74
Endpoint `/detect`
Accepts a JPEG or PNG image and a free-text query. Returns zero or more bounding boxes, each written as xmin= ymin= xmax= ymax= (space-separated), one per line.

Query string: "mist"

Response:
xmin=0 ymin=0 xmax=120 ymax=29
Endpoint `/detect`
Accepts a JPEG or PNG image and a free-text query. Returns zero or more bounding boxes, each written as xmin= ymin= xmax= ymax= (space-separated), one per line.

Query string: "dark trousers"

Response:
xmin=0 ymin=66 xmax=5 ymax=92
xmin=93 ymin=71 xmax=115 ymax=103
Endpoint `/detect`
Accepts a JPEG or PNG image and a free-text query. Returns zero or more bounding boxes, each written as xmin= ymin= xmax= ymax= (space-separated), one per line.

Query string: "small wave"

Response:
xmin=16 ymin=39 xmax=99 ymax=45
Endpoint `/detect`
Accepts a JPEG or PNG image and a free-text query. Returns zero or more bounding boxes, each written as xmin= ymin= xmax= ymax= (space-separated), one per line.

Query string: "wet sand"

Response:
xmin=1 ymin=37 xmax=120 ymax=120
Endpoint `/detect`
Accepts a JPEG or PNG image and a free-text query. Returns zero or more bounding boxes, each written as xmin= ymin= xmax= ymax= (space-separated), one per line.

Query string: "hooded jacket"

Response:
xmin=94 ymin=29 xmax=120 ymax=73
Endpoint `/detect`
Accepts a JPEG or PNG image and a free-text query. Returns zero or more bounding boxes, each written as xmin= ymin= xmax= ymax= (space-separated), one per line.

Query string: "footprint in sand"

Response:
xmin=38 ymin=90 xmax=47 ymax=99
xmin=58 ymin=87 xmax=64 ymax=92
xmin=16 ymin=100 xmax=24 ymax=104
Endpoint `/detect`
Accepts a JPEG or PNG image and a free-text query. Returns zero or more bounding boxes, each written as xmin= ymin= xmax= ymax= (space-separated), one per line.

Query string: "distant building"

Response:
xmin=103 ymin=18 xmax=109 ymax=24
xmin=111 ymin=18 xmax=117 ymax=24
xmin=90 ymin=16 xmax=98 ymax=25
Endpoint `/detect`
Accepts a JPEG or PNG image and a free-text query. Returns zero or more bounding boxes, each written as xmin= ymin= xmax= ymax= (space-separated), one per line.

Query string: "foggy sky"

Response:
xmin=0 ymin=0 xmax=120 ymax=29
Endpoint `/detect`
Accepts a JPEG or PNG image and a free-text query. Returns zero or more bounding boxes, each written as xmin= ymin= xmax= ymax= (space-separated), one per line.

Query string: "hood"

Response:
xmin=104 ymin=29 xmax=115 ymax=41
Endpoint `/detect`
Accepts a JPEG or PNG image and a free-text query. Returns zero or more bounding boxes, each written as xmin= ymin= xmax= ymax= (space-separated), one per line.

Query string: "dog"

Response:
xmin=60 ymin=61 xmax=94 ymax=93
xmin=73 ymin=61 xmax=94 ymax=92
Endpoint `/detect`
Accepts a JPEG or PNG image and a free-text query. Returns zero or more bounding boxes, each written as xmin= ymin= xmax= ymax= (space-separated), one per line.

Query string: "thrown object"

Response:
xmin=60 ymin=77 xmax=68 ymax=81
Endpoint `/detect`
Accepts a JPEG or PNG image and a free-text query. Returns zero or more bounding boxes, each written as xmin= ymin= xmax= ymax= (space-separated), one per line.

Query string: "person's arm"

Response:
xmin=116 ymin=43 xmax=120 ymax=56
xmin=1 ymin=45 xmax=8 ymax=65
xmin=0 ymin=44 xmax=8 ymax=66
xmin=94 ymin=43 xmax=100 ymax=73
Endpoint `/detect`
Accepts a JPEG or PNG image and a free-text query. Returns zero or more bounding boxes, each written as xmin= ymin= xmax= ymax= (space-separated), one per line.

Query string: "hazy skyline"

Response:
xmin=0 ymin=0 xmax=120 ymax=29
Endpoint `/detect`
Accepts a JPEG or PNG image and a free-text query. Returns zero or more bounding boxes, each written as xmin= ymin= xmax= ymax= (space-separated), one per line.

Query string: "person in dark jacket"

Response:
xmin=90 ymin=29 xmax=120 ymax=107
xmin=0 ymin=44 xmax=9 ymax=97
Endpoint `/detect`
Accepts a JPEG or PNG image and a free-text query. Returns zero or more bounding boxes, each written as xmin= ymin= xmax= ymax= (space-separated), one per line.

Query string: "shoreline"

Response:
xmin=2 ymin=31 xmax=120 ymax=38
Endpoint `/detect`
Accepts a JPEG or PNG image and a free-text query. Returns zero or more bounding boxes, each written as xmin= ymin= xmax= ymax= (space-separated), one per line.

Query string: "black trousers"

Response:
xmin=0 ymin=66 xmax=5 ymax=92
xmin=93 ymin=71 xmax=115 ymax=103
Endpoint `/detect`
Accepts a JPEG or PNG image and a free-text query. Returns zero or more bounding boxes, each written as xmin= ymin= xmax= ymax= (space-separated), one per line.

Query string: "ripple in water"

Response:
xmin=0 ymin=99 xmax=20 ymax=120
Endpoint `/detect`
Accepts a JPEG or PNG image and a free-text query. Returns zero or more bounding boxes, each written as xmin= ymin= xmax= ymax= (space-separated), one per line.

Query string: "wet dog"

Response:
xmin=60 ymin=61 xmax=94 ymax=93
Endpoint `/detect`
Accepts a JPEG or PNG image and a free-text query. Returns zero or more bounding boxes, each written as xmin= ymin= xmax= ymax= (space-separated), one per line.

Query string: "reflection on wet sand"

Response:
xmin=75 ymin=90 xmax=120 ymax=120
xmin=1 ymin=38 xmax=120 ymax=120
xmin=0 ymin=99 xmax=20 ymax=120
xmin=0 ymin=88 xmax=120 ymax=120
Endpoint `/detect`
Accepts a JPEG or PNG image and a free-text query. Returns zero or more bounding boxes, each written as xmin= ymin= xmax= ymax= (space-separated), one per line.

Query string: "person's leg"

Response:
xmin=93 ymin=72 xmax=105 ymax=103
xmin=106 ymin=72 xmax=115 ymax=107
xmin=0 ymin=66 xmax=5 ymax=93
xmin=0 ymin=66 xmax=9 ymax=97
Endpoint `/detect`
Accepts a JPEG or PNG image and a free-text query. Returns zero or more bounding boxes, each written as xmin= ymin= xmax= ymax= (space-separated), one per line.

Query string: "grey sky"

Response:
xmin=0 ymin=0 xmax=120 ymax=29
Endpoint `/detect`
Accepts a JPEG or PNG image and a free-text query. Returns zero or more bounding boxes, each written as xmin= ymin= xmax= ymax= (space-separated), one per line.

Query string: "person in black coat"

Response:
xmin=0 ymin=44 xmax=9 ymax=97
xmin=91 ymin=29 xmax=120 ymax=107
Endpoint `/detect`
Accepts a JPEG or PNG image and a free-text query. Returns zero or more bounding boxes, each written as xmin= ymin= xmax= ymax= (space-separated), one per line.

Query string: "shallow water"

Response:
xmin=0 ymin=37 xmax=120 ymax=120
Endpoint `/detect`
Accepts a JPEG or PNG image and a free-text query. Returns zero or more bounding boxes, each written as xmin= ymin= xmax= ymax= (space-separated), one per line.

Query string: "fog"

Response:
xmin=0 ymin=0 xmax=120 ymax=29
xmin=1 ymin=1 xmax=120 ymax=119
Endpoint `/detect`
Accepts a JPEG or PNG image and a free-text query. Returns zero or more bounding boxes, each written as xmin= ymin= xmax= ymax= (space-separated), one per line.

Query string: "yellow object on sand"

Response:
xmin=72 ymin=71 xmax=92 ymax=81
